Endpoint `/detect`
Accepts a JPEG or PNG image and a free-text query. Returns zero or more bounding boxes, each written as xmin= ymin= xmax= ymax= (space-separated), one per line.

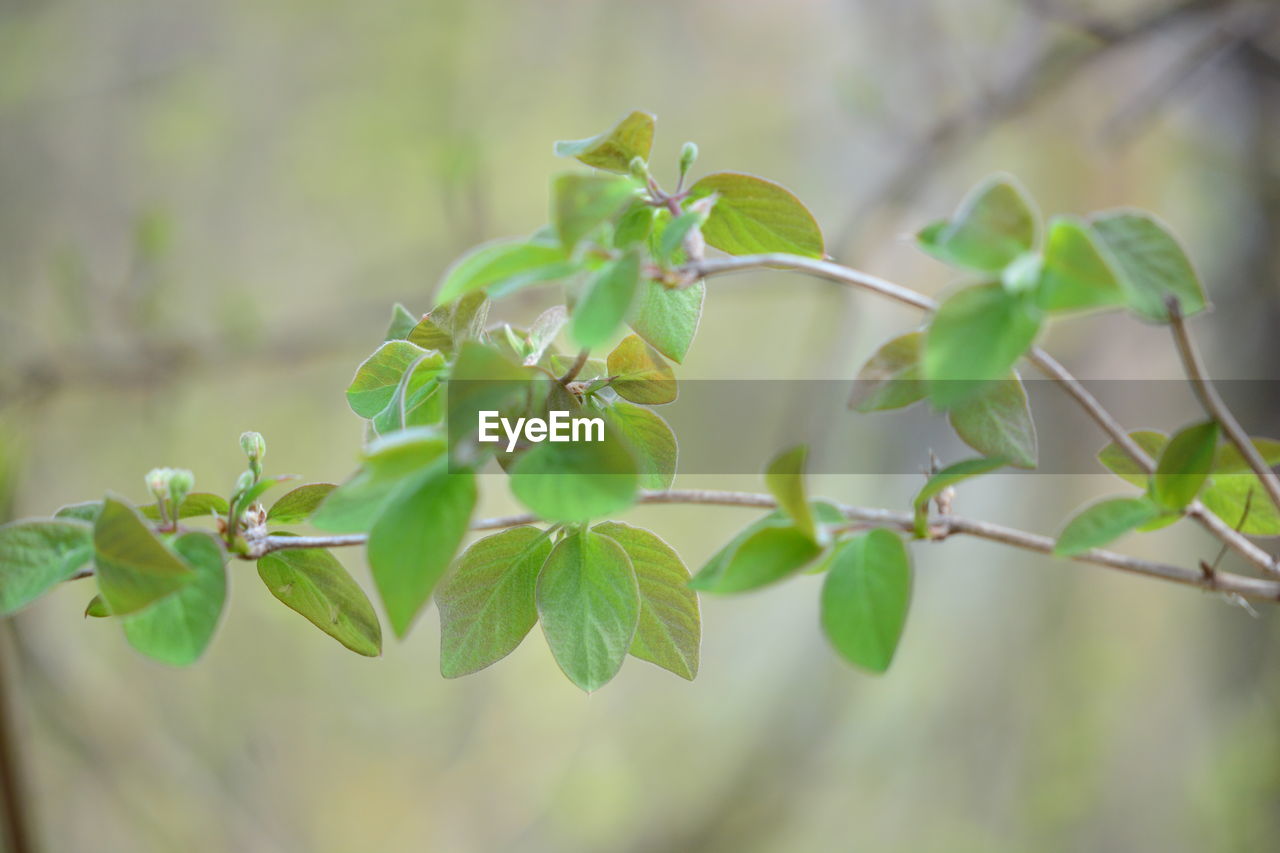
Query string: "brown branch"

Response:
xmin=687 ymin=252 xmax=1277 ymax=575
xmin=555 ymin=348 xmax=591 ymax=386
xmin=1167 ymin=299 xmax=1280 ymax=514
xmin=243 ymin=488 xmax=1280 ymax=603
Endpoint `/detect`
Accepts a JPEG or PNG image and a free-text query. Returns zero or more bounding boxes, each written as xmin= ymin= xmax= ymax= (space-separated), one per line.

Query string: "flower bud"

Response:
xmin=240 ymin=431 xmax=266 ymax=462
xmin=678 ymin=142 xmax=698 ymax=179
xmin=168 ymin=468 xmax=195 ymax=507
xmin=145 ymin=468 xmax=172 ymax=501
xmin=628 ymin=156 xmax=650 ymax=181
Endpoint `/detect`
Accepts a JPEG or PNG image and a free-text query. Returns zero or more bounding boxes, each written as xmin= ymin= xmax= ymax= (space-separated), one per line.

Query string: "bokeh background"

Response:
xmin=3 ymin=0 xmax=1280 ymax=850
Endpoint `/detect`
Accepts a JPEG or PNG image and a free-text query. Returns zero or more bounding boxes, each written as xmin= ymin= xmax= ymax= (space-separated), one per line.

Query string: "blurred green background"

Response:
xmin=3 ymin=0 xmax=1280 ymax=850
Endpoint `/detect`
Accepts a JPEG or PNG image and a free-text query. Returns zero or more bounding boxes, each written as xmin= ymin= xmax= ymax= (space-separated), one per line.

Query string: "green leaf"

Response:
xmin=508 ymin=429 xmax=639 ymax=522
xmin=607 ymin=334 xmax=677 ymax=404
xmin=1151 ymin=420 xmax=1219 ymax=511
xmin=446 ymin=341 xmax=537 ymax=456
xmin=1090 ymin=210 xmax=1206 ymax=323
xmin=946 ymin=373 xmax=1038 ymax=469
xmin=93 ymin=497 xmax=193 ymax=615
xmin=848 ymin=331 xmax=926 ymax=412
xmin=230 ymin=475 xmax=297 ymax=528
xmin=917 ymin=175 xmax=1037 ymax=272
xmin=913 ymin=457 xmax=1009 ymax=537
xmin=656 ymin=207 xmax=711 ymax=266
xmin=687 ymin=172 xmax=824 ymax=257
xmin=688 ymin=516 xmax=822 ymax=593
xmin=536 ymin=529 xmax=639 ymax=692
xmin=569 ymin=249 xmax=642 ymax=349
xmin=267 ymin=484 xmax=337 ymax=525
xmin=1097 ymin=430 xmax=1168 ymax=488
xmin=1035 ymin=216 xmax=1127 ymax=313
xmin=0 ymin=519 xmax=94 ymax=615
xmin=603 ymin=402 xmax=677 ymax=489
xmin=1202 ymin=475 xmax=1280 ymax=537
xmin=552 ymin=173 xmax=638 ymax=251
xmin=524 ymin=305 xmax=568 ymax=366
xmin=1054 ymin=497 xmax=1163 ymax=556
xmin=346 ymin=341 xmax=429 ymax=419
xmin=257 ymin=547 xmax=382 ymax=656
xmin=593 ymin=522 xmax=699 ymax=680
xmin=553 ymin=111 xmax=656 ymax=173
xmin=435 ymin=526 xmax=551 ymax=677
xmin=1213 ymin=437 xmax=1280 ymax=474
xmin=820 ymin=529 xmax=911 ymax=673
xmin=138 ymin=493 xmax=229 ymax=521
xmin=765 ymin=445 xmax=816 ymax=540
xmin=367 ymin=463 xmax=476 ymax=638
xmin=923 ymin=283 xmax=1042 ymax=408
xmin=614 ymin=200 xmax=657 ymax=249
xmin=123 ymin=532 xmax=226 ymax=666
xmin=628 ymin=279 xmax=703 ymax=364
xmin=412 ymin=291 xmax=492 ymax=352
xmin=384 ymin=303 xmax=418 ymax=341
xmin=434 ymin=239 xmax=574 ymax=306
xmin=309 ymin=429 xmax=448 ymax=533
xmin=371 ymin=351 xmax=447 ymax=435
xmin=84 ymin=595 xmax=109 ymax=618
xmin=53 ymin=502 xmax=102 ymax=523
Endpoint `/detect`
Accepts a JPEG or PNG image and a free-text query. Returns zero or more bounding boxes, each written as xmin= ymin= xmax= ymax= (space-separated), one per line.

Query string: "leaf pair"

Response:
xmin=1056 ymin=420 xmax=1221 ymax=555
xmin=436 ymin=522 xmax=699 ymax=691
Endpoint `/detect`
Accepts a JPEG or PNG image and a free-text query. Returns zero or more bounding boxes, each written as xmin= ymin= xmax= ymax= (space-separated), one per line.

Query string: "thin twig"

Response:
xmin=248 ymin=488 xmax=1280 ymax=602
xmin=687 ymin=252 xmax=1277 ymax=574
xmin=1167 ymin=299 xmax=1280 ymax=515
xmin=556 ymin=348 xmax=591 ymax=386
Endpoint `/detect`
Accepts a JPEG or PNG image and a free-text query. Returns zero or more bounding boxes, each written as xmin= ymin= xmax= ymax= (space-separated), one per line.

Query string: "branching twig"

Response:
xmin=248 ymin=488 xmax=1280 ymax=603
xmin=688 ymin=252 xmax=1277 ymax=575
xmin=1168 ymin=298 xmax=1280 ymax=524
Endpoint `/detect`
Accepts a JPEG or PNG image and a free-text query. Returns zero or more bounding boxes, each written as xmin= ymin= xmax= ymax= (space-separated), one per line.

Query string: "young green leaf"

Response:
xmin=384 ymin=303 xmax=418 ymax=341
xmin=536 ymin=528 xmax=640 ymax=692
xmin=1202 ymin=475 xmax=1280 ymax=537
xmin=1090 ymin=210 xmax=1206 ymax=323
xmin=1151 ymin=420 xmax=1219 ymax=511
xmin=593 ymin=522 xmax=699 ymax=680
xmin=435 ymin=526 xmax=552 ymax=677
xmin=946 ymin=373 xmax=1038 ymax=469
xmin=93 ymin=497 xmax=193 ymax=615
xmin=765 ymin=445 xmax=816 ymax=540
xmin=433 ymin=239 xmax=574 ymax=306
xmin=266 ymin=484 xmax=337 ymax=525
xmin=367 ymin=464 xmax=476 ymax=638
xmin=687 ymin=517 xmax=822 ymax=593
xmin=607 ymin=334 xmax=677 ymax=404
xmin=1053 ymin=497 xmax=1163 ymax=556
xmin=446 ymin=342 xmax=537 ymax=456
xmin=84 ymin=595 xmax=109 ymax=618
xmin=917 ymin=175 xmax=1037 ymax=272
xmin=122 ymin=532 xmax=227 ymax=666
xmin=614 ymin=200 xmax=657 ymax=249
xmin=848 ymin=331 xmax=926 ymax=413
xmin=0 ymin=519 xmax=94 ymax=615
xmin=346 ymin=341 xmax=430 ymax=419
xmin=1035 ymin=216 xmax=1127 ymax=313
xmin=257 ymin=547 xmax=382 ymax=656
xmin=603 ymin=402 xmax=677 ymax=489
xmin=524 ymin=305 xmax=569 ymax=366
xmin=411 ymin=291 xmax=491 ymax=352
xmin=310 ymin=430 xmax=448 ymax=533
xmin=820 ymin=529 xmax=912 ymax=673
xmin=923 ymin=282 xmax=1042 ymax=408
xmin=53 ymin=502 xmax=102 ymax=523
xmin=912 ymin=457 xmax=1009 ymax=537
xmin=508 ymin=433 xmax=639 ymax=522
xmin=570 ymin=249 xmax=642 ymax=349
xmin=553 ymin=111 xmax=656 ymax=173
xmin=371 ymin=351 xmax=447 ymax=435
xmin=1097 ymin=430 xmax=1168 ymax=488
xmin=628 ymin=279 xmax=703 ymax=363
xmin=552 ymin=173 xmax=638 ymax=251
xmin=687 ymin=172 xmax=824 ymax=257
xmin=1212 ymin=437 xmax=1280 ymax=474
xmin=656 ymin=206 xmax=711 ymax=266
